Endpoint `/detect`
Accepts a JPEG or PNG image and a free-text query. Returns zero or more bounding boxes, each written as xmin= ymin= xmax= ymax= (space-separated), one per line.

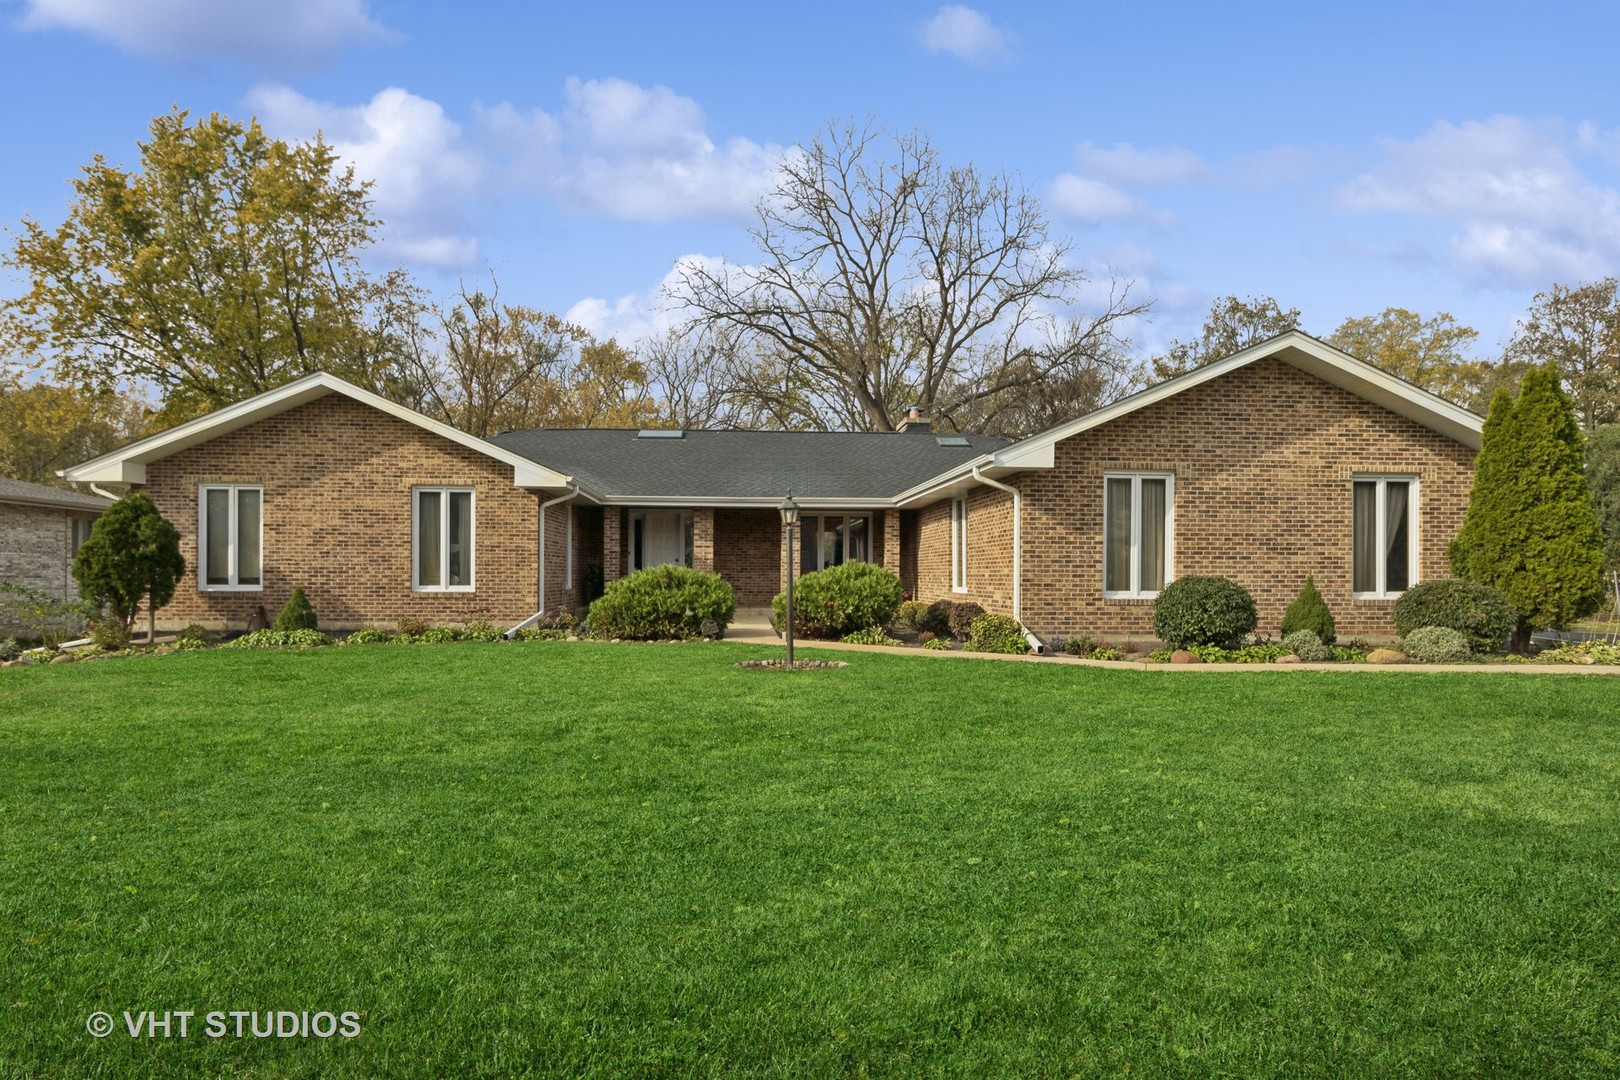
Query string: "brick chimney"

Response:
xmin=897 ymin=405 xmax=932 ymax=434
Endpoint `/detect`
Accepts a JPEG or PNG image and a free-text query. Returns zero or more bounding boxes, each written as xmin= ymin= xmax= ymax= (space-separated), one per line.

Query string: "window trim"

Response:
xmin=412 ymin=486 xmax=477 ymax=593
xmin=1351 ymin=474 xmax=1420 ymax=600
xmin=950 ymin=497 xmax=969 ymax=593
xmin=197 ymin=484 xmax=264 ymax=593
xmin=1101 ymin=471 xmax=1175 ymax=600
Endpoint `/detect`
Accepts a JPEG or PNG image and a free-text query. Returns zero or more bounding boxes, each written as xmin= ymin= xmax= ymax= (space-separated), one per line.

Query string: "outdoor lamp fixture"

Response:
xmin=779 ymin=492 xmax=800 ymax=669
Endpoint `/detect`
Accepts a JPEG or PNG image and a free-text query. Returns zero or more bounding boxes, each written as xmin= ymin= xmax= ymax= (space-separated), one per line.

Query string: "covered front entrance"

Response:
xmin=631 ymin=510 xmax=694 ymax=570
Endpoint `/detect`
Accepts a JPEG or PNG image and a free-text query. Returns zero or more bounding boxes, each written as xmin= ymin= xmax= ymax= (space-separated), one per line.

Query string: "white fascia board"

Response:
xmin=61 ymin=372 xmax=575 ymax=490
xmin=889 ymin=452 xmax=998 ymax=507
xmin=601 ymin=495 xmax=897 ymax=510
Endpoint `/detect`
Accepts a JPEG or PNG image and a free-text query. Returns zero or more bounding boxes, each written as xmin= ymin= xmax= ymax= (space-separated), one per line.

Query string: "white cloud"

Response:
xmin=249 ymin=84 xmax=485 ymax=269
xmin=1337 ymin=115 xmax=1620 ymax=285
xmin=1069 ymin=141 xmax=1209 ymax=188
xmin=566 ymin=254 xmax=724 ymax=345
xmin=1048 ymin=175 xmax=1146 ymax=224
xmin=493 ymin=77 xmax=789 ymax=221
xmin=920 ymin=5 xmax=1008 ymax=63
xmin=246 ymin=77 xmax=791 ymax=269
xmin=21 ymin=0 xmax=393 ymax=69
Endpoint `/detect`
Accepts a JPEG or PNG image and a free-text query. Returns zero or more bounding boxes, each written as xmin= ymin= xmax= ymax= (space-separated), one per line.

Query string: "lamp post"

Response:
xmin=779 ymin=491 xmax=800 ymax=669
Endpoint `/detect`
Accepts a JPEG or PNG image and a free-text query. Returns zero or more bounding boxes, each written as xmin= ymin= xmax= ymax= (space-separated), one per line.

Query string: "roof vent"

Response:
xmin=936 ymin=435 xmax=970 ymax=447
xmin=637 ymin=429 xmax=685 ymax=439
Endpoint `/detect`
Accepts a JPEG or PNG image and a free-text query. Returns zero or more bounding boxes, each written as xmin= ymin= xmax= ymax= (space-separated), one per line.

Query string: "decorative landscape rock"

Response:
xmin=1366 ymin=648 xmax=1408 ymax=664
xmin=1170 ymin=650 xmax=1203 ymax=664
xmin=735 ymin=659 xmax=848 ymax=670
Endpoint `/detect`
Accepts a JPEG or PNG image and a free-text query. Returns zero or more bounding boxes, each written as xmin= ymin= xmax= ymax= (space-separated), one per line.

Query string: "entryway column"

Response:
xmin=882 ymin=510 xmax=901 ymax=577
xmin=603 ymin=509 xmax=622 ymax=583
xmin=693 ymin=509 xmax=715 ymax=573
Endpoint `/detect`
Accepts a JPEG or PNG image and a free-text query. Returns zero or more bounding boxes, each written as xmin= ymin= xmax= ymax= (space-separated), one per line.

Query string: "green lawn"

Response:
xmin=3 ymin=643 xmax=1620 ymax=1078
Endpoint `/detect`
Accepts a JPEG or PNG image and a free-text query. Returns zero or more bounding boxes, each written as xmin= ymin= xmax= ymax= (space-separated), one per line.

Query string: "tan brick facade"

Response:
xmin=909 ymin=358 xmax=1475 ymax=643
xmin=1 ymin=502 xmax=98 ymax=604
xmin=140 ymin=395 xmax=546 ymax=631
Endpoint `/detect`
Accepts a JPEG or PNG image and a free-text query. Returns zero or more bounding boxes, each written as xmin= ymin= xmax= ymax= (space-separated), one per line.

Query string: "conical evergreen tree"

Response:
xmin=1450 ymin=365 xmax=1606 ymax=649
xmin=1279 ymin=575 xmax=1335 ymax=643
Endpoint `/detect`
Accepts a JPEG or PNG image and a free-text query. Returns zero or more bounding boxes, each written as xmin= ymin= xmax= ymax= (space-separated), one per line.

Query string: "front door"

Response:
xmin=639 ymin=511 xmax=687 ymax=568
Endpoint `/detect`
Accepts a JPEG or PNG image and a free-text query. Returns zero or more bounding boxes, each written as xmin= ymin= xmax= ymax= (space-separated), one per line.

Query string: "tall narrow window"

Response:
xmin=1353 ymin=476 xmax=1416 ymax=597
xmin=415 ymin=487 xmax=474 ymax=591
xmin=198 ymin=485 xmax=262 ymax=590
xmin=69 ymin=517 xmax=93 ymax=556
xmin=950 ymin=497 xmax=969 ymax=592
xmin=1102 ymin=472 xmax=1173 ymax=598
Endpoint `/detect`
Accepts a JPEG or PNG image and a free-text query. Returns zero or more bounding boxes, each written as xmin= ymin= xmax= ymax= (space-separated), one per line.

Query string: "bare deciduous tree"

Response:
xmin=670 ymin=120 xmax=1148 ymax=434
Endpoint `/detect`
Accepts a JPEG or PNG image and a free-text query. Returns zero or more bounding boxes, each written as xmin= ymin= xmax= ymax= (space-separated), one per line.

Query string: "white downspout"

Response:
xmin=506 ymin=482 xmax=579 ymax=638
xmin=970 ymin=466 xmax=1043 ymax=655
xmin=90 ymin=484 xmax=122 ymax=501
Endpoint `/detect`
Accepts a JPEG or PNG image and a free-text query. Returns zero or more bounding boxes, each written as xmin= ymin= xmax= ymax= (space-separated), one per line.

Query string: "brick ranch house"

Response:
xmin=63 ymin=331 xmax=1482 ymax=642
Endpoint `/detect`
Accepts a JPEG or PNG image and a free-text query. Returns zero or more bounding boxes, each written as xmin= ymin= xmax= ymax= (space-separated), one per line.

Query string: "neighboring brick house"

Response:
xmin=0 ymin=476 xmax=111 ymax=604
xmin=64 ymin=331 xmax=1482 ymax=641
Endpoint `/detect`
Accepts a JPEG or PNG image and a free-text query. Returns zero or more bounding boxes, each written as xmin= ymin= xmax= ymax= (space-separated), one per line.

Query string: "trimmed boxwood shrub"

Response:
xmin=894 ymin=600 xmax=931 ymax=631
xmin=1151 ymin=575 xmax=1258 ymax=649
xmin=947 ymin=601 xmax=986 ymax=641
xmin=965 ymin=612 xmax=1029 ymax=654
xmin=1401 ymin=625 xmax=1474 ymax=663
xmin=273 ymin=588 xmax=318 ymax=631
xmin=1279 ymin=575 xmax=1336 ymax=643
xmin=772 ymin=562 xmax=903 ymax=640
xmin=1392 ymin=578 xmax=1515 ymax=654
xmin=591 ymin=565 xmax=736 ymax=640
xmin=920 ymin=600 xmax=954 ymax=636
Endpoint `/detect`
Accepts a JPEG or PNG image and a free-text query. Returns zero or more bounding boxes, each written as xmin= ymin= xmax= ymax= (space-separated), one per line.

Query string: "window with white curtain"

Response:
xmin=1353 ymin=476 xmax=1417 ymax=598
xmin=950 ymin=497 xmax=968 ymax=592
xmin=198 ymin=485 xmax=262 ymax=590
xmin=1103 ymin=472 xmax=1172 ymax=598
xmin=415 ymin=487 xmax=474 ymax=591
xmin=797 ymin=514 xmax=873 ymax=574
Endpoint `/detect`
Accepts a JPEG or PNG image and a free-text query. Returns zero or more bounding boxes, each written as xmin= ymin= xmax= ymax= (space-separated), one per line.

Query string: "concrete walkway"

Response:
xmin=725 ymin=613 xmax=1620 ymax=675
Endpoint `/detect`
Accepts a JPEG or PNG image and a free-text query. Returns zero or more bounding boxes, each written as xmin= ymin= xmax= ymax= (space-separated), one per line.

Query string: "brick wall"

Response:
xmin=1012 ymin=357 xmax=1475 ymax=642
xmin=1 ymin=503 xmax=97 ymax=603
xmin=714 ymin=508 xmax=780 ymax=605
xmin=140 ymin=394 xmax=541 ymax=631
xmin=914 ymin=486 xmax=1015 ymax=613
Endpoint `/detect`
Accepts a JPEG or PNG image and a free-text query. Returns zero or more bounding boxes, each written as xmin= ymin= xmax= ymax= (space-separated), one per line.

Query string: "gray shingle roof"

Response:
xmin=0 ymin=476 xmax=113 ymax=512
xmin=487 ymin=428 xmax=1009 ymax=501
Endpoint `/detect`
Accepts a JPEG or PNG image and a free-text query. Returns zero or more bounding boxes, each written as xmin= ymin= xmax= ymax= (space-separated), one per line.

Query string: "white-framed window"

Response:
xmin=798 ymin=514 xmax=873 ymax=574
xmin=1353 ymin=475 xmax=1418 ymax=598
xmin=198 ymin=485 xmax=263 ymax=591
xmin=950 ymin=497 xmax=969 ymax=593
xmin=565 ymin=504 xmax=574 ymax=590
xmin=1103 ymin=472 xmax=1173 ymax=598
xmin=414 ymin=487 xmax=475 ymax=591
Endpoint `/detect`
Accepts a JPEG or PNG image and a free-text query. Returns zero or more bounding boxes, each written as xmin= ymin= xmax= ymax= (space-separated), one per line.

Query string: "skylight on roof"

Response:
xmin=936 ymin=435 xmax=970 ymax=447
xmin=637 ymin=429 xmax=684 ymax=439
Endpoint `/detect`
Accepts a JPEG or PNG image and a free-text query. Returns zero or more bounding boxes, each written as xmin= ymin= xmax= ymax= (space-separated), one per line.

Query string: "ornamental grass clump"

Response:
xmin=591 ymin=565 xmax=736 ymax=640
xmin=1151 ymin=575 xmax=1258 ymax=649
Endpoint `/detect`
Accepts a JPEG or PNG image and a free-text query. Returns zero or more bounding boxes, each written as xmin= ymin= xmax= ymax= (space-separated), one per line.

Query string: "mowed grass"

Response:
xmin=3 ymin=644 xmax=1620 ymax=1078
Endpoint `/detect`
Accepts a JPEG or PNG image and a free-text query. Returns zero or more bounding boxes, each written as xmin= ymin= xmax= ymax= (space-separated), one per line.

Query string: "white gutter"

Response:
xmin=506 ymin=483 xmax=579 ymax=638
xmin=969 ymin=466 xmax=1043 ymax=655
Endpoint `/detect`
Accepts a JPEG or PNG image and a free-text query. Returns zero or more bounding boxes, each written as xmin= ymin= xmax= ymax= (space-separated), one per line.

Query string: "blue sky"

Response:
xmin=2 ymin=0 xmax=1618 ymax=357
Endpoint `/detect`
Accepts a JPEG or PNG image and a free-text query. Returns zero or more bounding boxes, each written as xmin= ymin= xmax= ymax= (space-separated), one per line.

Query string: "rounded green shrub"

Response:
xmin=965 ymin=612 xmax=1029 ymax=654
xmin=0 ymin=637 xmax=20 ymax=661
xmin=894 ymin=599 xmax=931 ymax=631
xmin=920 ymin=600 xmax=954 ymax=636
xmin=1392 ymin=579 xmax=1515 ymax=654
xmin=1151 ymin=575 xmax=1258 ymax=649
xmin=1401 ymin=625 xmax=1475 ymax=663
xmin=273 ymin=588 xmax=318 ymax=631
xmin=1283 ymin=629 xmax=1331 ymax=662
xmin=592 ymin=565 xmax=736 ymax=641
xmin=175 ymin=623 xmax=212 ymax=645
xmin=1280 ymin=575 xmax=1336 ymax=643
xmin=771 ymin=562 xmax=902 ymax=640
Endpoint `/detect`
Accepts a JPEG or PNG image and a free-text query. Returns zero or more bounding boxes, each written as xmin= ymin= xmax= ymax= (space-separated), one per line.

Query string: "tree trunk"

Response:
xmin=147 ymin=591 xmax=156 ymax=645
